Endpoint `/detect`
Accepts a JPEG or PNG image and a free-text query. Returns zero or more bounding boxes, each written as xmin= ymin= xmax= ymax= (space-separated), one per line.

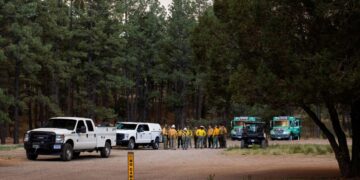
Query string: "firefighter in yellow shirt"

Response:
xmin=162 ymin=125 xmax=169 ymax=149
xmin=196 ymin=126 xmax=206 ymax=149
xmin=207 ymin=125 xmax=214 ymax=148
xmin=185 ymin=127 xmax=192 ymax=149
xmin=219 ymin=123 xmax=228 ymax=148
xmin=177 ymin=128 xmax=183 ymax=149
xmin=193 ymin=127 xmax=198 ymax=148
xmin=213 ymin=125 xmax=220 ymax=148
xmin=168 ymin=125 xmax=177 ymax=150
xmin=181 ymin=128 xmax=189 ymax=150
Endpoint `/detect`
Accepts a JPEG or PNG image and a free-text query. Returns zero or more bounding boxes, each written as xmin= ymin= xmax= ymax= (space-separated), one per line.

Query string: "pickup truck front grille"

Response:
xmin=274 ymin=129 xmax=284 ymax=134
xmin=30 ymin=132 xmax=55 ymax=143
xmin=117 ymin=133 xmax=125 ymax=140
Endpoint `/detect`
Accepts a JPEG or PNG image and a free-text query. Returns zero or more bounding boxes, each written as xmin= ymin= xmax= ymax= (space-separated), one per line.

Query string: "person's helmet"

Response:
xmin=171 ymin=124 xmax=175 ymax=128
xmin=184 ymin=128 xmax=187 ymax=130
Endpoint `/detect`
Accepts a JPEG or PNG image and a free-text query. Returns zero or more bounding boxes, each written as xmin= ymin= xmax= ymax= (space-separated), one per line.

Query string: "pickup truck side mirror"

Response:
xmin=77 ymin=126 xmax=86 ymax=133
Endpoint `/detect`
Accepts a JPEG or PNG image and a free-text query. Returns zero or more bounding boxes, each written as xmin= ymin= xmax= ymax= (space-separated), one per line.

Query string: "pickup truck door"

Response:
xmin=142 ymin=124 xmax=152 ymax=143
xmin=75 ymin=120 xmax=87 ymax=149
xmin=136 ymin=124 xmax=148 ymax=143
xmin=85 ymin=120 xmax=97 ymax=149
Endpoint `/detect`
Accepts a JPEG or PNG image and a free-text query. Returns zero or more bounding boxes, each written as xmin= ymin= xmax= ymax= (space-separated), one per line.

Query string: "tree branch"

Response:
xmin=301 ymin=103 xmax=340 ymax=153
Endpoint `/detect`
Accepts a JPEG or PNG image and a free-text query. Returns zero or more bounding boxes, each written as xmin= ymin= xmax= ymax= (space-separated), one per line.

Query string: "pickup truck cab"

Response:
xmin=230 ymin=116 xmax=259 ymax=140
xmin=116 ymin=122 xmax=162 ymax=150
xmin=270 ymin=116 xmax=302 ymax=140
xmin=24 ymin=117 xmax=116 ymax=161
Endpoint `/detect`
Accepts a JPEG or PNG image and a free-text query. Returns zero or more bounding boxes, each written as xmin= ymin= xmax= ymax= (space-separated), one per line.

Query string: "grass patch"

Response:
xmin=0 ymin=144 xmax=22 ymax=151
xmin=225 ymin=144 xmax=334 ymax=156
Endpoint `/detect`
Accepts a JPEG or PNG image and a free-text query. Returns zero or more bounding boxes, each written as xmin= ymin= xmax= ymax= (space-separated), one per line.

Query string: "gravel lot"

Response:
xmin=0 ymin=139 xmax=340 ymax=180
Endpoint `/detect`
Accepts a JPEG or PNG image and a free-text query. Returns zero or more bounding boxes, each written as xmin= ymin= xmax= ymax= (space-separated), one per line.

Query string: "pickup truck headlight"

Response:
xmin=24 ymin=133 xmax=29 ymax=142
xmin=283 ymin=131 xmax=290 ymax=135
xmin=55 ymin=135 xmax=64 ymax=143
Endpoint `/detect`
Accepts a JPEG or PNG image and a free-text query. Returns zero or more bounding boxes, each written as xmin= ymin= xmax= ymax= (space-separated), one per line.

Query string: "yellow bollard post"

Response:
xmin=128 ymin=152 xmax=134 ymax=180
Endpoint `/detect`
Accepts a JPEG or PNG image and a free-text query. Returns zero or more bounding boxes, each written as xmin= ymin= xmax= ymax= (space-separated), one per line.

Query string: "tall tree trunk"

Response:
xmin=350 ymin=99 xmax=360 ymax=177
xmin=13 ymin=58 xmax=20 ymax=144
xmin=0 ymin=122 xmax=6 ymax=144
xmin=28 ymin=101 xmax=33 ymax=130
xmin=323 ymin=94 xmax=351 ymax=177
xmin=302 ymin=103 xmax=351 ymax=177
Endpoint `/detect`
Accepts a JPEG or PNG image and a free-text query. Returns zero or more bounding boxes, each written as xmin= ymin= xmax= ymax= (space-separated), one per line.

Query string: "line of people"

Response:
xmin=162 ymin=124 xmax=228 ymax=150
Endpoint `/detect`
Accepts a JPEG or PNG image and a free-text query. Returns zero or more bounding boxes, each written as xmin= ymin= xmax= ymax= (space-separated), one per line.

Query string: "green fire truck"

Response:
xmin=230 ymin=116 xmax=259 ymax=140
xmin=270 ymin=116 xmax=302 ymax=140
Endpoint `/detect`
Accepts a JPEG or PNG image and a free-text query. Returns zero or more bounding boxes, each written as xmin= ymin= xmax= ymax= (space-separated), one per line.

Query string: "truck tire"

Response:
xmin=101 ymin=142 xmax=111 ymax=158
xmin=240 ymin=140 xmax=246 ymax=149
xmin=152 ymin=137 xmax=159 ymax=150
xmin=26 ymin=150 xmax=38 ymax=160
xmin=128 ymin=138 xmax=135 ymax=150
xmin=60 ymin=143 xmax=73 ymax=161
xmin=73 ymin=152 xmax=81 ymax=159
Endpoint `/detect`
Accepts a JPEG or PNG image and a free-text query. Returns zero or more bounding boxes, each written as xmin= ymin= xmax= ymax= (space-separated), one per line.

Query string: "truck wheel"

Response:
xmin=60 ymin=143 xmax=73 ymax=161
xmin=128 ymin=138 xmax=135 ymax=150
xmin=73 ymin=152 xmax=81 ymax=159
xmin=101 ymin=142 xmax=111 ymax=158
xmin=240 ymin=140 xmax=245 ymax=149
xmin=26 ymin=151 xmax=38 ymax=160
xmin=152 ymin=137 xmax=159 ymax=150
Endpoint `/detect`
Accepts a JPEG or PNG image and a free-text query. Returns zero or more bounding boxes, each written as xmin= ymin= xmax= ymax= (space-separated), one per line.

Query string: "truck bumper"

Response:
xmin=270 ymin=134 xmax=290 ymax=140
xmin=24 ymin=142 xmax=64 ymax=155
xmin=116 ymin=140 xmax=129 ymax=146
xmin=231 ymin=135 xmax=242 ymax=140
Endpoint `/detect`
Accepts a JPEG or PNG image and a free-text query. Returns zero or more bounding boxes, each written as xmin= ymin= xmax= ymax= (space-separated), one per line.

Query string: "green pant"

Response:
xmin=213 ymin=136 xmax=219 ymax=148
xmin=163 ymin=135 xmax=168 ymax=149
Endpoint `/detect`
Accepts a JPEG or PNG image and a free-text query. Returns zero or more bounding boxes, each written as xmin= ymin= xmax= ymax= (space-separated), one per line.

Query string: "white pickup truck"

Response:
xmin=116 ymin=122 xmax=162 ymax=149
xmin=24 ymin=117 xmax=116 ymax=161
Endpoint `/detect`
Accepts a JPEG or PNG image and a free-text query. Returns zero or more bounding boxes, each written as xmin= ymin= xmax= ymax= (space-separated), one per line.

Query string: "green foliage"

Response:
xmin=0 ymin=144 xmax=22 ymax=151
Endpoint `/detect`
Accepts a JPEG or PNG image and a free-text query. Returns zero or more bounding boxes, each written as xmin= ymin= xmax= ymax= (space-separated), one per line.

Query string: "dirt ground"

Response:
xmin=0 ymin=139 xmax=340 ymax=180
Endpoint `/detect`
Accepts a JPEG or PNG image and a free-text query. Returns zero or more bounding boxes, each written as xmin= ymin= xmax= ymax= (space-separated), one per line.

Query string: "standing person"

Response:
xmin=186 ymin=127 xmax=192 ymax=149
xmin=207 ymin=125 xmax=214 ymax=148
xmin=169 ymin=125 xmax=177 ymax=150
xmin=162 ymin=125 xmax=169 ymax=149
xmin=187 ymin=127 xmax=193 ymax=148
xmin=203 ymin=126 xmax=207 ymax=148
xmin=196 ymin=126 xmax=206 ymax=149
xmin=213 ymin=125 xmax=220 ymax=148
xmin=181 ymin=128 xmax=188 ymax=150
xmin=219 ymin=123 xmax=228 ymax=148
xmin=193 ymin=126 xmax=198 ymax=149
xmin=177 ymin=128 xmax=183 ymax=149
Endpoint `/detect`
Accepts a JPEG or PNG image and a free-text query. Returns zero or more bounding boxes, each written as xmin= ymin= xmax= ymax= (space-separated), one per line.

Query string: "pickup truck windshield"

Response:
xmin=44 ymin=119 xmax=77 ymax=130
xmin=273 ymin=120 xmax=289 ymax=127
xmin=117 ymin=123 xmax=137 ymax=130
xmin=234 ymin=121 xmax=245 ymax=126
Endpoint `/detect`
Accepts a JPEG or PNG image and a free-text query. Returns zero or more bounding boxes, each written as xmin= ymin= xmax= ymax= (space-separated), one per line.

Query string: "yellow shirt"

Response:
xmin=169 ymin=128 xmax=177 ymax=138
xmin=177 ymin=130 xmax=183 ymax=137
xmin=196 ymin=129 xmax=206 ymax=137
xmin=162 ymin=127 xmax=168 ymax=135
xmin=207 ymin=128 xmax=214 ymax=136
xmin=219 ymin=126 xmax=227 ymax=135
xmin=213 ymin=128 xmax=220 ymax=136
xmin=186 ymin=130 xmax=192 ymax=137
